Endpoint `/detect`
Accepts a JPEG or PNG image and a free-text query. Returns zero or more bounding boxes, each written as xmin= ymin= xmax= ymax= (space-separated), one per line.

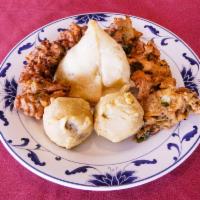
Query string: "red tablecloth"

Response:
xmin=0 ymin=0 xmax=200 ymax=199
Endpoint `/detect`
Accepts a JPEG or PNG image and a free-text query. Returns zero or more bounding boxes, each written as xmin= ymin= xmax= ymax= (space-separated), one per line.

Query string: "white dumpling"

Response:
xmin=43 ymin=97 xmax=93 ymax=149
xmin=94 ymin=91 xmax=144 ymax=143
xmin=91 ymin=20 xmax=130 ymax=88
xmin=55 ymin=20 xmax=130 ymax=102
xmin=54 ymin=22 xmax=102 ymax=102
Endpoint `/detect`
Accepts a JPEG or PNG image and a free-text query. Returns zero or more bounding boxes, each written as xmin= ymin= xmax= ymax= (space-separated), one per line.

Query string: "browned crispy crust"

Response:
xmin=59 ymin=23 xmax=87 ymax=49
xmin=107 ymin=17 xmax=200 ymax=141
xmin=136 ymin=87 xmax=200 ymax=141
xmin=14 ymin=24 xmax=85 ymax=119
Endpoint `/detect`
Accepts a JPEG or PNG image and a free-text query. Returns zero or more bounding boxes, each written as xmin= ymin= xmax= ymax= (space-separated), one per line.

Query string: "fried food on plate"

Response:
xmin=136 ymin=87 xmax=200 ymax=141
xmin=14 ymin=16 xmax=200 ymax=145
xmin=106 ymin=17 xmax=200 ymax=141
xmin=15 ymin=24 xmax=85 ymax=119
xmin=94 ymin=90 xmax=144 ymax=142
xmin=43 ymin=97 xmax=93 ymax=149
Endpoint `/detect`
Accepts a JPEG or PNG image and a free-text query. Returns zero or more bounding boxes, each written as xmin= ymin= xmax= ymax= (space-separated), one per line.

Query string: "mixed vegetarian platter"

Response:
xmin=0 ymin=13 xmax=199 ymax=191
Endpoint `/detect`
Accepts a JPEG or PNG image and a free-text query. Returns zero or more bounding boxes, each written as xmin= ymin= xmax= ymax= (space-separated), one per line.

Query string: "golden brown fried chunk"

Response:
xmin=106 ymin=16 xmax=142 ymax=56
xmin=20 ymin=75 xmax=69 ymax=94
xmin=15 ymin=93 xmax=46 ymax=120
xmin=130 ymin=40 xmax=176 ymax=102
xmin=114 ymin=18 xmax=200 ymax=142
xmin=59 ymin=23 xmax=86 ymax=49
xmin=14 ymin=84 xmax=70 ymax=120
xmin=131 ymin=70 xmax=152 ymax=102
xmin=136 ymin=87 xmax=200 ymax=141
xmin=19 ymin=40 xmax=66 ymax=82
xmin=16 ymin=79 xmax=69 ymax=119
xmin=15 ymin=24 xmax=87 ymax=119
xmin=15 ymin=27 xmax=81 ymax=119
xmin=106 ymin=16 xmax=142 ymax=43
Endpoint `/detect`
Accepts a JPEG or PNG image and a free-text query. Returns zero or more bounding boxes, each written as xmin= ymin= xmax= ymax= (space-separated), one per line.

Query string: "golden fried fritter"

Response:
xmin=107 ymin=17 xmax=199 ymax=142
xmin=136 ymin=88 xmax=200 ymax=141
xmin=15 ymin=24 xmax=85 ymax=119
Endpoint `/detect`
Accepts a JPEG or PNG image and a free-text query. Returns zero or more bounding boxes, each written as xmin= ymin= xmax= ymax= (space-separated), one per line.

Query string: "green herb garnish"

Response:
xmin=161 ymin=95 xmax=171 ymax=107
xmin=161 ymin=101 xmax=170 ymax=107
xmin=136 ymin=132 xmax=150 ymax=143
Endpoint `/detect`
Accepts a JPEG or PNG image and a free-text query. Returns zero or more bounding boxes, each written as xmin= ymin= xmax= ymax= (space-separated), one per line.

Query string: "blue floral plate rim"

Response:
xmin=1 ymin=132 xmax=199 ymax=191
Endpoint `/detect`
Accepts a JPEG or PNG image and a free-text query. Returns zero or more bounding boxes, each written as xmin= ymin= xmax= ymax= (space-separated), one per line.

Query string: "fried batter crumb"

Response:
xmin=15 ymin=24 xmax=85 ymax=119
xmin=106 ymin=17 xmax=200 ymax=141
xmin=136 ymin=88 xmax=200 ymax=141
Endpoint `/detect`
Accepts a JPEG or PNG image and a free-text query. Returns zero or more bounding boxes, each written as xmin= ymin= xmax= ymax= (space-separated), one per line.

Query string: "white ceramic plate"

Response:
xmin=0 ymin=12 xmax=199 ymax=191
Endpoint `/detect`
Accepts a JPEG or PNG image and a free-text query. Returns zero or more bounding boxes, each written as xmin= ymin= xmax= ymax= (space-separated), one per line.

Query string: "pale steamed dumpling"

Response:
xmin=94 ymin=91 xmax=144 ymax=143
xmin=54 ymin=20 xmax=130 ymax=102
xmin=43 ymin=97 xmax=93 ymax=149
